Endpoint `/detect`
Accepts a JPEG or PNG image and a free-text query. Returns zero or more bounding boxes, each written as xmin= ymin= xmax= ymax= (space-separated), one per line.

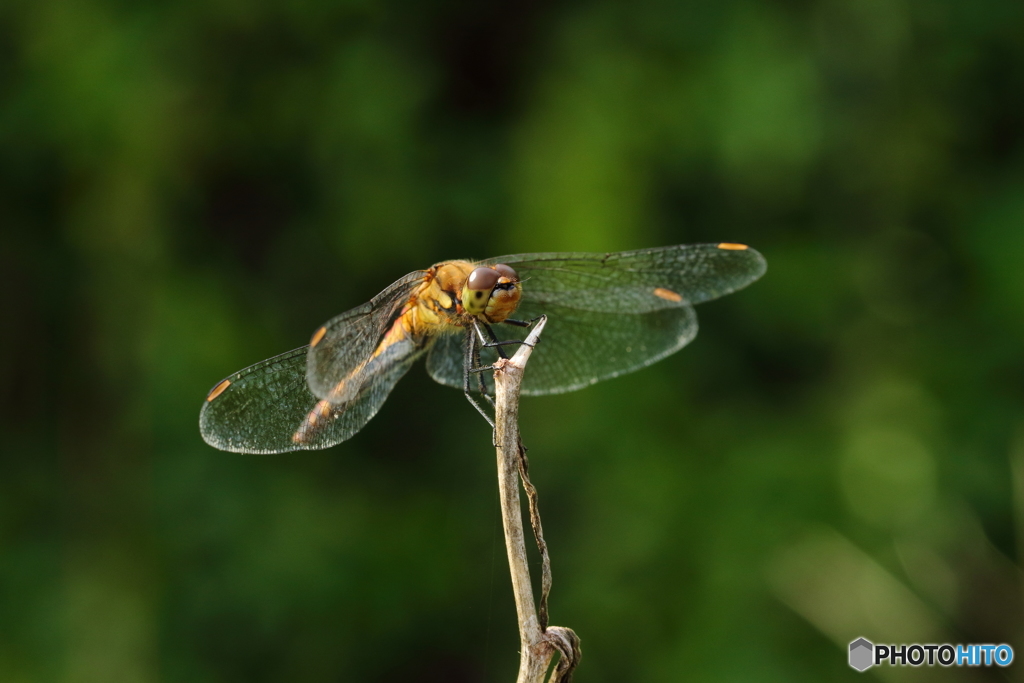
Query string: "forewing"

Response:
xmin=200 ymin=344 xmax=419 ymax=453
xmin=484 ymin=243 xmax=766 ymax=313
xmin=427 ymin=243 xmax=760 ymax=394
xmin=426 ymin=301 xmax=698 ymax=396
xmin=306 ymin=270 xmax=426 ymax=401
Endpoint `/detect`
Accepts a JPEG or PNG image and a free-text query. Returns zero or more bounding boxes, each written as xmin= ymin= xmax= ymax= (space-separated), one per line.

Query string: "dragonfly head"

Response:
xmin=462 ymin=264 xmax=521 ymax=321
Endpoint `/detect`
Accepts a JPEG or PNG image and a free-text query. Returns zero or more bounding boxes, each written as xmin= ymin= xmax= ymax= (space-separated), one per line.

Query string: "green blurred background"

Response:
xmin=2 ymin=0 xmax=1023 ymax=680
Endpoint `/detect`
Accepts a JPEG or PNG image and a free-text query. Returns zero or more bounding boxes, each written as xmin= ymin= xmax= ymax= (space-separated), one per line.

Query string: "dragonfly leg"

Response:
xmin=471 ymin=332 xmax=495 ymax=408
xmin=502 ymin=315 xmax=546 ymax=327
xmin=462 ymin=328 xmax=495 ymax=429
xmin=472 ymin=319 xmax=509 ymax=360
xmin=479 ymin=320 xmax=535 ymax=353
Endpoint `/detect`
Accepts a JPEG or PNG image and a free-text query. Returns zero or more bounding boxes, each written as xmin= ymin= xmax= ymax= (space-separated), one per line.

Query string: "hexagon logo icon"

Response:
xmin=849 ymin=638 xmax=874 ymax=671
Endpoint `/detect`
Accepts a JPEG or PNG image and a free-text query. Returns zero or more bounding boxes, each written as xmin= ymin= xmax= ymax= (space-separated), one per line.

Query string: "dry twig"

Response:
xmin=492 ymin=316 xmax=581 ymax=683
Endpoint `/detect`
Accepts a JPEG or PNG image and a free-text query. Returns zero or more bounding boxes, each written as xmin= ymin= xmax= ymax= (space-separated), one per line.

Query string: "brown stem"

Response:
xmin=492 ymin=316 xmax=580 ymax=683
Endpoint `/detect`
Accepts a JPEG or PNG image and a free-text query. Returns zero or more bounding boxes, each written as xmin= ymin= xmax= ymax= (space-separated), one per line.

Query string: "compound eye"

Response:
xmin=463 ymin=267 xmax=500 ymax=315
xmin=466 ymin=267 xmax=500 ymax=292
xmin=493 ymin=263 xmax=518 ymax=281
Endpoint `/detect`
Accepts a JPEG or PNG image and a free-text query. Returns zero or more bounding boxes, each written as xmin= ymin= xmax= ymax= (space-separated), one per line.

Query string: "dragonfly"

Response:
xmin=200 ymin=243 xmax=766 ymax=453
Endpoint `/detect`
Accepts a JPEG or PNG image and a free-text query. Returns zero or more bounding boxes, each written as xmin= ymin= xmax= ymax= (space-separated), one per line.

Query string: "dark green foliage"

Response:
xmin=2 ymin=0 xmax=1022 ymax=680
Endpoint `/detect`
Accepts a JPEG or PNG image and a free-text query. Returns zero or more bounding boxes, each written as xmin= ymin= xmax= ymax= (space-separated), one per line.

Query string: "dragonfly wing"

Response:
xmin=484 ymin=243 xmax=766 ymax=313
xmin=425 ymin=331 xmax=467 ymax=393
xmin=202 ymin=347 xmax=321 ymax=453
xmin=515 ymin=299 xmax=697 ymax=395
xmin=424 ymin=243 xmax=761 ymax=394
xmin=425 ymin=301 xmax=698 ymax=396
xmin=201 ymin=343 xmax=420 ymax=453
xmin=306 ymin=271 xmax=426 ymax=401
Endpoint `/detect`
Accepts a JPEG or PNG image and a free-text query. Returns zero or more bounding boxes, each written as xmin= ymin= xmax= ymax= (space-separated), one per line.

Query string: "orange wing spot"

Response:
xmin=206 ymin=379 xmax=231 ymax=402
xmin=717 ymin=242 xmax=748 ymax=251
xmin=653 ymin=287 xmax=683 ymax=302
xmin=310 ymin=326 xmax=328 ymax=347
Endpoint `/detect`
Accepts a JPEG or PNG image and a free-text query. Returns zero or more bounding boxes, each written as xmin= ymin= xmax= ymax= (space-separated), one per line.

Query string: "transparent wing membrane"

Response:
xmin=485 ymin=243 xmax=766 ymax=312
xmin=305 ymin=271 xmax=425 ymax=401
xmin=428 ymin=243 xmax=762 ymax=395
xmin=427 ymin=301 xmax=698 ymax=396
xmin=201 ymin=347 xmax=320 ymax=453
xmin=201 ymin=338 xmax=423 ymax=454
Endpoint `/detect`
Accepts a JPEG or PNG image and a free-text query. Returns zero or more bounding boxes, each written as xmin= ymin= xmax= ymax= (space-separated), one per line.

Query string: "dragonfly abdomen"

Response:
xmin=292 ymin=317 xmax=427 ymax=446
